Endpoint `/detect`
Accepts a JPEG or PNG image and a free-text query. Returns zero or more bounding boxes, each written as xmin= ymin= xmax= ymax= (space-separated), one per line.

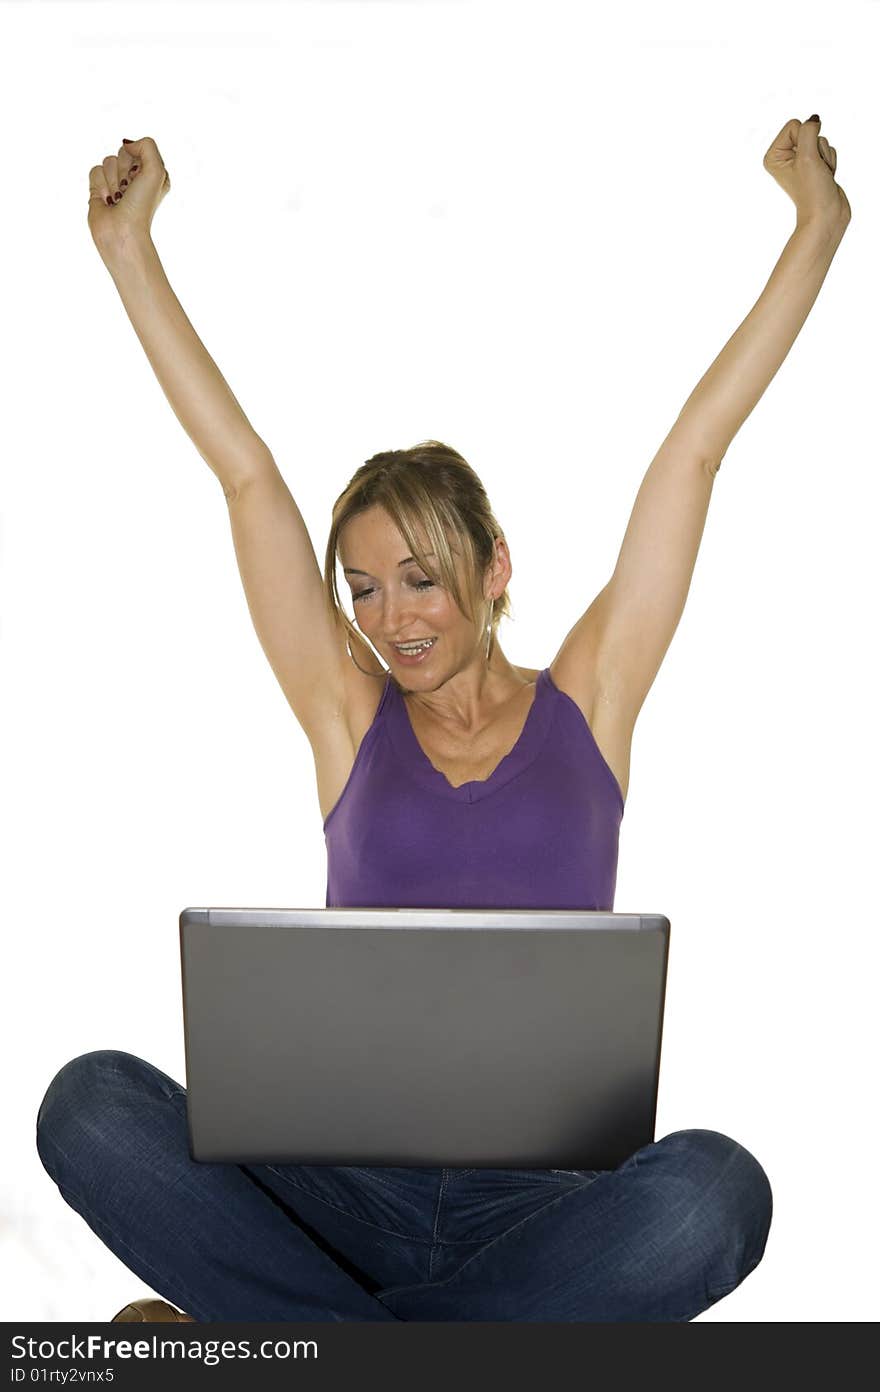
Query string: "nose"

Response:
xmin=378 ymin=590 xmax=416 ymax=637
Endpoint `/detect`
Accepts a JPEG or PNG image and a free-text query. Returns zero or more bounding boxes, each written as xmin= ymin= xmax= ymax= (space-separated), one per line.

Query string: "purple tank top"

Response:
xmin=324 ymin=667 xmax=624 ymax=911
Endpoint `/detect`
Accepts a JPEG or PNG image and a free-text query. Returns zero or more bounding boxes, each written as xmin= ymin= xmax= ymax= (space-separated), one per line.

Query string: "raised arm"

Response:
xmin=556 ymin=115 xmax=851 ymax=728
xmin=88 ymin=136 xmax=272 ymax=497
xmin=671 ymin=114 xmax=850 ymax=468
xmin=87 ymin=136 xmax=359 ymax=743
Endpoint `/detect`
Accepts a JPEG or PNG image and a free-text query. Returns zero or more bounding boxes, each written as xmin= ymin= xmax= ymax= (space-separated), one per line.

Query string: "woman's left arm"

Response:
xmin=574 ymin=116 xmax=851 ymax=725
xmin=677 ymin=114 xmax=850 ymax=467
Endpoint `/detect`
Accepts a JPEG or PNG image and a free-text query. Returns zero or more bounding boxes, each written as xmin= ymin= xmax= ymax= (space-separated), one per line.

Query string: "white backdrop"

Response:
xmin=1 ymin=0 xmax=876 ymax=1323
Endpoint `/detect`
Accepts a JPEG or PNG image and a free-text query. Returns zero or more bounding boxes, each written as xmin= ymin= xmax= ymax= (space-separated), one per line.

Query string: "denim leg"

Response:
xmin=35 ymin=1050 xmax=402 ymax=1322
xmin=375 ymin=1129 xmax=773 ymax=1322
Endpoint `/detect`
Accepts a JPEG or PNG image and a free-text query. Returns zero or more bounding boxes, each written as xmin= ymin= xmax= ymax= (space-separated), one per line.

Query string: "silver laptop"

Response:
xmin=179 ymin=907 xmax=670 ymax=1170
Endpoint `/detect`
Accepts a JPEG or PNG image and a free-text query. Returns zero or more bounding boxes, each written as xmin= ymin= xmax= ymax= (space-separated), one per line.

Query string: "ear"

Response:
xmin=487 ymin=536 xmax=512 ymax=596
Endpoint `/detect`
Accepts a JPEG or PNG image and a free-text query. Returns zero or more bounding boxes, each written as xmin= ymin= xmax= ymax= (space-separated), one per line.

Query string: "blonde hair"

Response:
xmin=323 ymin=440 xmax=513 ymax=681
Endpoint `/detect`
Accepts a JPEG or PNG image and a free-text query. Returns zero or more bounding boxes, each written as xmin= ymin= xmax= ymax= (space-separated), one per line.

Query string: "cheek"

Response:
xmin=427 ymin=591 xmax=454 ymax=618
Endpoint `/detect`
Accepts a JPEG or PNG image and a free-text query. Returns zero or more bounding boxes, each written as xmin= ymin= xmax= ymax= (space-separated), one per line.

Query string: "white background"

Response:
xmin=1 ymin=0 xmax=877 ymax=1322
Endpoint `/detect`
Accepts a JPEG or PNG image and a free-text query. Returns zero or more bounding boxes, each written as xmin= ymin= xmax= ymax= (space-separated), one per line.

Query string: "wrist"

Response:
xmin=795 ymin=208 xmax=850 ymax=246
xmin=95 ymin=229 xmax=156 ymax=272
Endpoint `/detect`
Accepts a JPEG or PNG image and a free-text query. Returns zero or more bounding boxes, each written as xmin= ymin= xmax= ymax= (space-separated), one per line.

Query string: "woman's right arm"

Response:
xmin=88 ymin=137 xmax=359 ymax=743
xmin=98 ymin=233 xmax=271 ymax=500
xmin=90 ymin=134 xmax=271 ymax=497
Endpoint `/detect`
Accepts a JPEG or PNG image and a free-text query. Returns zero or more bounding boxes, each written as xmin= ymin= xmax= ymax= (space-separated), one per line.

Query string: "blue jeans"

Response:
xmin=35 ymin=1050 xmax=772 ymax=1322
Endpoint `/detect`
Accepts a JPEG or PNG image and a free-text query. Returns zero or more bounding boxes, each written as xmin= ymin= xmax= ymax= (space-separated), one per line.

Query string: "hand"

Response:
xmin=88 ymin=136 xmax=172 ymax=254
xmin=763 ymin=115 xmax=851 ymax=231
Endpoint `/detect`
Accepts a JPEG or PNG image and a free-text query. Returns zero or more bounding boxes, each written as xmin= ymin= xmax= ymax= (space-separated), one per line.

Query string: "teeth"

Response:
xmin=397 ymin=638 xmax=435 ymax=652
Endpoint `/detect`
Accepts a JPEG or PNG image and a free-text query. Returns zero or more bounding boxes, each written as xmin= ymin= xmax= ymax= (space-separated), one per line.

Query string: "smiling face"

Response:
xmin=338 ymin=505 xmax=508 ymax=678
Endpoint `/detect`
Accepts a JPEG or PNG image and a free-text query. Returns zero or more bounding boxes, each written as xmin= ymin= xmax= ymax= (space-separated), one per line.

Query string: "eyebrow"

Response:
xmin=343 ymin=552 xmax=436 ymax=578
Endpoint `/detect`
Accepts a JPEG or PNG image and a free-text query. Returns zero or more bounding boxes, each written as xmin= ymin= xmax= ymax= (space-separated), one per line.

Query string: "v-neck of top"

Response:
xmin=386 ymin=668 xmax=555 ymax=804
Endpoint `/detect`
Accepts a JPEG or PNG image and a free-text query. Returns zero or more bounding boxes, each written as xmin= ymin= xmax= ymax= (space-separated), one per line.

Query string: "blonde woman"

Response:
xmin=37 ymin=121 xmax=848 ymax=1322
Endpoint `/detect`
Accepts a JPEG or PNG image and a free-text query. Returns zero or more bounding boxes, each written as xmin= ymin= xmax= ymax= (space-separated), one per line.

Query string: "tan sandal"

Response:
xmin=111 ymin=1298 xmax=195 ymax=1322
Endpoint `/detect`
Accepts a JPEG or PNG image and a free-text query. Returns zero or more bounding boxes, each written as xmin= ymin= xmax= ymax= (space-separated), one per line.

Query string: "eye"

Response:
xmin=352 ymin=579 xmax=435 ymax=603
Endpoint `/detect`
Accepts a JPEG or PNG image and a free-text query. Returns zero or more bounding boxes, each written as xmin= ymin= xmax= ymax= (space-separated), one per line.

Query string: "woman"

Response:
xmin=36 ymin=121 xmax=849 ymax=1322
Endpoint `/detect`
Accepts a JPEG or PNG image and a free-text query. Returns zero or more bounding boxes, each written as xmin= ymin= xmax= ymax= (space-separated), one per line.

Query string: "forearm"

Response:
xmin=675 ymin=214 xmax=849 ymax=471
xmin=99 ymin=234 xmax=272 ymax=497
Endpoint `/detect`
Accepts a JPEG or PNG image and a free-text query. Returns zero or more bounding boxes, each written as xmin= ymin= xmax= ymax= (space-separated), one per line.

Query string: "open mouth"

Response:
xmin=392 ymin=637 xmax=437 ymax=660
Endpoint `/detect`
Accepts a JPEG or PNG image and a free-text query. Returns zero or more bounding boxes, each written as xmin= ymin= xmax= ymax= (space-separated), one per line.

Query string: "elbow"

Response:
xmin=703 ymin=456 xmax=723 ymax=481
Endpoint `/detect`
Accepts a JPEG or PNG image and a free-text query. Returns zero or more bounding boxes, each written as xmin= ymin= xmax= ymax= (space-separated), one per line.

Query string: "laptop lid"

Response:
xmin=180 ymin=907 xmax=670 ymax=1170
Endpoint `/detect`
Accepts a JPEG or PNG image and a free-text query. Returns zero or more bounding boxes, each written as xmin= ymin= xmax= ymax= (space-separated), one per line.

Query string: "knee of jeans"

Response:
xmin=35 ymin=1050 xmax=144 ymax=1174
xmin=668 ymin=1128 xmax=773 ymax=1259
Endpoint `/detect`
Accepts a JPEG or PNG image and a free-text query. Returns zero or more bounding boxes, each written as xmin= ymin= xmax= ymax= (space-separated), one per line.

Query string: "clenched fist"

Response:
xmin=763 ymin=115 xmax=851 ymax=230
xmin=88 ymin=136 xmax=172 ymax=254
